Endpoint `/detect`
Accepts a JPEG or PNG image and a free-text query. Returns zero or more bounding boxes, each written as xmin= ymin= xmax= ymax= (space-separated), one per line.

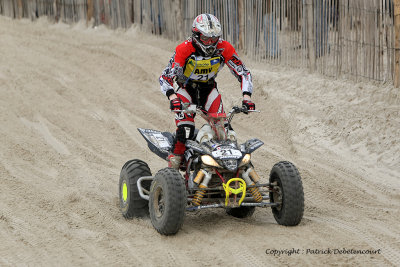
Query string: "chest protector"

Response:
xmin=183 ymin=56 xmax=221 ymax=83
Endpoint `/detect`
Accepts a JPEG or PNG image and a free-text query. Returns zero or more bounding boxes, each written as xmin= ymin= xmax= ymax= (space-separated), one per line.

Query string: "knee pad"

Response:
xmin=175 ymin=125 xmax=195 ymax=143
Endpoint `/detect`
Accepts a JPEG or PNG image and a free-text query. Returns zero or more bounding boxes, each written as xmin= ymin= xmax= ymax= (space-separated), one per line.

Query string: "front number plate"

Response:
xmin=212 ymin=148 xmax=242 ymax=159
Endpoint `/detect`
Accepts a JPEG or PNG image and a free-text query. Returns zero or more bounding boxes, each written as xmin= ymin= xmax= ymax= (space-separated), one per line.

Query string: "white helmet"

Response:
xmin=192 ymin=14 xmax=222 ymax=56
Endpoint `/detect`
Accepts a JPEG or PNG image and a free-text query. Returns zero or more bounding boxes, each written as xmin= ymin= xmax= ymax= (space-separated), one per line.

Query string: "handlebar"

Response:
xmin=229 ymin=105 xmax=260 ymax=115
xmin=172 ymin=104 xmax=259 ymax=115
xmin=226 ymin=106 xmax=259 ymax=125
xmin=171 ymin=104 xmax=259 ymax=130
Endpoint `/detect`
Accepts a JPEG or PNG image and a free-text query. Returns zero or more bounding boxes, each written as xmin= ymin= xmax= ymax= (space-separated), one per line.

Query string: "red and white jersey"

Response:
xmin=159 ymin=38 xmax=253 ymax=97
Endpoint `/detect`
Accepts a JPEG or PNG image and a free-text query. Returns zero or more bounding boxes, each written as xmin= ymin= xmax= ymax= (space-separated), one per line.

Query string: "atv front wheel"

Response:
xmin=149 ymin=168 xmax=186 ymax=235
xmin=269 ymin=161 xmax=304 ymax=226
xmin=119 ymin=159 xmax=152 ymax=218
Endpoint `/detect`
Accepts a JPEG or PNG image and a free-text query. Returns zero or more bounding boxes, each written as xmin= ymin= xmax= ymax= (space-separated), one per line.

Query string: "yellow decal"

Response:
xmin=222 ymin=178 xmax=247 ymax=206
xmin=183 ymin=57 xmax=221 ymax=82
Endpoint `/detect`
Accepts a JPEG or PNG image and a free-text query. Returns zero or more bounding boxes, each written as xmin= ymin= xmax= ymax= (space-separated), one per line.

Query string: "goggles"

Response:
xmin=200 ymin=34 xmax=219 ymax=45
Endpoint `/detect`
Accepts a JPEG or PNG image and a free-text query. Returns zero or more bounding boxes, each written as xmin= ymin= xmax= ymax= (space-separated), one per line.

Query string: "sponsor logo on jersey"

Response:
xmin=210 ymin=59 xmax=220 ymax=65
xmin=194 ymin=68 xmax=212 ymax=74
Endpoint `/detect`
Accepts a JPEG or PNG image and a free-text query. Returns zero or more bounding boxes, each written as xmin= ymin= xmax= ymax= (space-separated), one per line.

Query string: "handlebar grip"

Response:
xmin=171 ymin=104 xmax=197 ymax=114
xmin=171 ymin=110 xmax=192 ymax=113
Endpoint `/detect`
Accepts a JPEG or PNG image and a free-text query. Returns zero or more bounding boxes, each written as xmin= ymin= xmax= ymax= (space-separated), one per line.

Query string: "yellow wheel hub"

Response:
xmin=122 ymin=182 xmax=128 ymax=202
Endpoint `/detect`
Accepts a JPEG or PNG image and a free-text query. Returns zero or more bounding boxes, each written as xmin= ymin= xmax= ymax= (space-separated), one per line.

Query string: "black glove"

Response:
xmin=242 ymin=99 xmax=255 ymax=113
xmin=170 ymin=98 xmax=182 ymax=111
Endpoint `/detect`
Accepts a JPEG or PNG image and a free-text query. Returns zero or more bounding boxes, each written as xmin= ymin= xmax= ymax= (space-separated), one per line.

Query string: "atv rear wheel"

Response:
xmin=149 ymin=168 xmax=186 ymax=235
xmin=269 ymin=161 xmax=304 ymax=226
xmin=119 ymin=159 xmax=152 ymax=218
xmin=226 ymin=206 xmax=255 ymax=218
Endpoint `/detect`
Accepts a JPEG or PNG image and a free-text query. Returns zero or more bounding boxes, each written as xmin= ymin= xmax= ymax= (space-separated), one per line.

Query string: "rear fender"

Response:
xmin=138 ymin=128 xmax=174 ymax=160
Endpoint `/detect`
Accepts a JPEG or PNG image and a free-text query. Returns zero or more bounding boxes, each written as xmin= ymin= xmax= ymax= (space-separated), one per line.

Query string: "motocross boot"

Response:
xmin=168 ymin=154 xmax=182 ymax=170
xmin=169 ymin=138 xmax=186 ymax=170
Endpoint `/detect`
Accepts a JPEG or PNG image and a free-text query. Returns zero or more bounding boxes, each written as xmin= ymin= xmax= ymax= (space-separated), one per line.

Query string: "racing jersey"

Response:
xmin=159 ymin=38 xmax=253 ymax=98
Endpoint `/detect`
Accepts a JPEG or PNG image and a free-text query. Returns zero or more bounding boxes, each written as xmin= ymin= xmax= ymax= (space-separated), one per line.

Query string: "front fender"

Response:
xmin=241 ymin=138 xmax=264 ymax=154
xmin=185 ymin=140 xmax=206 ymax=154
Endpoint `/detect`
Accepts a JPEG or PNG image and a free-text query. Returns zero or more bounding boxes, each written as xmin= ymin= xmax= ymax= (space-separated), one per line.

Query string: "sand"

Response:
xmin=0 ymin=16 xmax=399 ymax=266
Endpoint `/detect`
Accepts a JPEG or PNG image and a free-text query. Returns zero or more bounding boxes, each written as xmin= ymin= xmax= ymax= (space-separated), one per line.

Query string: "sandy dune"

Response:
xmin=0 ymin=16 xmax=399 ymax=266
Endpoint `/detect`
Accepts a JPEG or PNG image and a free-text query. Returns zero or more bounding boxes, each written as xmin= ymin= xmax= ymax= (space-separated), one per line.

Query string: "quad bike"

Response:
xmin=119 ymin=104 xmax=304 ymax=235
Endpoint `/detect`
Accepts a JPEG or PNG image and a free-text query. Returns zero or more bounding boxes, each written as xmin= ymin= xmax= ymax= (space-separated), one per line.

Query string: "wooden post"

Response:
xmin=87 ymin=0 xmax=93 ymax=25
xmin=238 ymin=0 xmax=244 ymax=51
xmin=175 ymin=0 xmax=183 ymax=40
xmin=17 ymin=0 xmax=22 ymax=18
xmin=306 ymin=0 xmax=315 ymax=72
xmin=394 ymin=0 xmax=400 ymax=87
xmin=104 ymin=0 xmax=110 ymax=26
xmin=131 ymin=0 xmax=134 ymax=24
xmin=386 ymin=0 xmax=393 ymax=83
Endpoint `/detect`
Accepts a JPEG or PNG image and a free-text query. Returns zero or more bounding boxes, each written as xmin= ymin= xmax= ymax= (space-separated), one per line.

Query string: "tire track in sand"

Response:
xmin=312 ymin=216 xmax=400 ymax=266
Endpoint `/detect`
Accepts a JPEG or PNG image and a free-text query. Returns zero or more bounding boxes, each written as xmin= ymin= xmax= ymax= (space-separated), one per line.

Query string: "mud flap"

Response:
xmin=138 ymin=128 xmax=174 ymax=160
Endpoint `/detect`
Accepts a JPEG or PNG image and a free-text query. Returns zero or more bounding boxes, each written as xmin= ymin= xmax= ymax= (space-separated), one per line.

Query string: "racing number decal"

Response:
xmin=220 ymin=149 xmax=233 ymax=156
xmin=212 ymin=148 xmax=242 ymax=159
xmin=197 ymin=74 xmax=209 ymax=81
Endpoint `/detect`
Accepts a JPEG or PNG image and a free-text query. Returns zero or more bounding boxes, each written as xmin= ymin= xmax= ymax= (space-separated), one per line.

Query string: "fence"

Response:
xmin=1 ymin=0 xmax=399 ymax=86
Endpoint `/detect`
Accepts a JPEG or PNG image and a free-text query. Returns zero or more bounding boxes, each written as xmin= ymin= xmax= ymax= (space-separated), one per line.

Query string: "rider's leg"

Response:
xmin=201 ymin=88 xmax=236 ymax=140
xmin=169 ymin=88 xmax=195 ymax=169
xmin=202 ymin=87 xmax=224 ymax=113
xmin=169 ymin=125 xmax=195 ymax=169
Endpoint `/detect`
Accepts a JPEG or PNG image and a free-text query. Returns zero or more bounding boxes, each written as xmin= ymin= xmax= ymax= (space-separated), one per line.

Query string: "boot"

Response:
xmin=168 ymin=154 xmax=182 ymax=170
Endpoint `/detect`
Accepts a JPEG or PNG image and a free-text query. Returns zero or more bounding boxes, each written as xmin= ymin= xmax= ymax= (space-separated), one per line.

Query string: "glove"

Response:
xmin=242 ymin=99 xmax=255 ymax=113
xmin=170 ymin=98 xmax=182 ymax=111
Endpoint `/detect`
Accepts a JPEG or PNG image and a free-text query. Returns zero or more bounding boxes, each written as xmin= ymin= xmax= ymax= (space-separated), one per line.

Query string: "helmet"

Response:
xmin=192 ymin=14 xmax=222 ymax=56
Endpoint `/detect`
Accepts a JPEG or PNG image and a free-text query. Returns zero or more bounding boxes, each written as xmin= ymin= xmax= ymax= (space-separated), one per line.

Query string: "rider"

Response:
xmin=159 ymin=13 xmax=255 ymax=169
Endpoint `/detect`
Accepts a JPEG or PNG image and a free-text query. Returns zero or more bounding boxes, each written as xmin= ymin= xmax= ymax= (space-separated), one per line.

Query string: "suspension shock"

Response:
xmin=192 ymin=184 xmax=207 ymax=206
xmin=248 ymin=185 xmax=263 ymax=202
xmin=242 ymin=167 xmax=263 ymax=202
xmin=192 ymin=169 xmax=212 ymax=206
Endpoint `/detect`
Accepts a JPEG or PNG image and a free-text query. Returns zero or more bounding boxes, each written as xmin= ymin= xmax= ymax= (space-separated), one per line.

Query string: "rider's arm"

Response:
xmin=159 ymin=52 xmax=178 ymax=99
xmin=220 ymin=41 xmax=253 ymax=97
xmin=159 ymin=40 xmax=195 ymax=99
